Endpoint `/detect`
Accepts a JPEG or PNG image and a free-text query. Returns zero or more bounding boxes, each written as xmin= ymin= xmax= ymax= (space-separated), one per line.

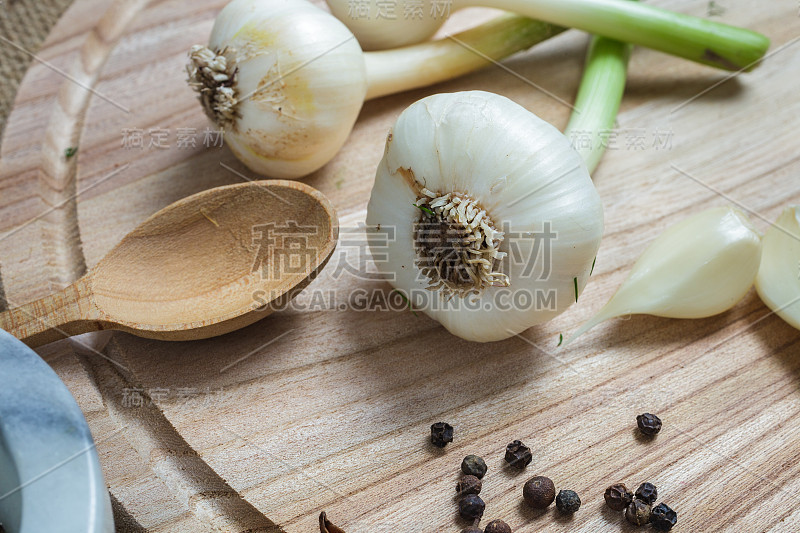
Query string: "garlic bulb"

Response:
xmin=188 ymin=0 xmax=563 ymax=179
xmin=755 ymin=206 xmax=800 ymax=330
xmin=189 ymin=0 xmax=367 ymax=179
xmin=326 ymin=0 xmax=768 ymax=72
xmin=569 ymin=206 xmax=762 ymax=341
xmin=366 ymin=91 xmax=603 ymax=342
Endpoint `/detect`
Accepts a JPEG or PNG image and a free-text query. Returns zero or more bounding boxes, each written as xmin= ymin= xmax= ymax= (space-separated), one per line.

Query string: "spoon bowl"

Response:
xmin=0 ymin=180 xmax=338 ymax=347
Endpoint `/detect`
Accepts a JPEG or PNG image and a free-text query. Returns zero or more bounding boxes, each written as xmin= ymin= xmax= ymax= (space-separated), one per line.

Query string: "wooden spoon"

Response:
xmin=0 ymin=180 xmax=338 ymax=348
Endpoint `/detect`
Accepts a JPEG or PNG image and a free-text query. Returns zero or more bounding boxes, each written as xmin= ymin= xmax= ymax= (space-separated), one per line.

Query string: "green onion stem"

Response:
xmin=565 ymin=36 xmax=632 ymax=173
xmin=364 ymin=15 xmax=564 ymax=100
xmin=474 ymin=0 xmax=768 ymax=71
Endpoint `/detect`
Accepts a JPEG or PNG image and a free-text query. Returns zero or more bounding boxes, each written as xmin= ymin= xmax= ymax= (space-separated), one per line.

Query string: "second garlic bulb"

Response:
xmin=366 ymin=91 xmax=603 ymax=342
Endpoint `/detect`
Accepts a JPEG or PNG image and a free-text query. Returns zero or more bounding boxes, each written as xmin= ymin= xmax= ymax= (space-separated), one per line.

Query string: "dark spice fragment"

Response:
xmin=460 ymin=528 xmax=482 ymax=533
xmin=625 ymin=500 xmax=651 ymax=526
xmin=555 ymin=489 xmax=581 ymax=514
xmin=523 ymin=476 xmax=556 ymax=509
xmin=650 ymin=503 xmax=678 ymax=531
xmin=319 ymin=512 xmax=346 ymax=533
xmin=604 ymin=483 xmax=633 ymax=511
xmin=430 ymin=422 xmax=454 ymax=447
xmin=459 ymin=494 xmax=485 ymax=521
xmin=504 ymin=440 xmax=532 ymax=469
xmin=634 ymin=482 xmax=657 ymax=505
xmin=636 ymin=413 xmax=662 ymax=436
xmin=456 ymin=475 xmax=482 ymax=496
xmin=484 ymin=519 xmax=512 ymax=533
xmin=461 ymin=455 xmax=488 ymax=478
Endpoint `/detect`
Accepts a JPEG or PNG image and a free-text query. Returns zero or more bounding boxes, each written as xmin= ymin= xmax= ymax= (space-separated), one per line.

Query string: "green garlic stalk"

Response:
xmin=564 ymin=36 xmax=632 ymax=173
xmin=365 ymin=15 xmax=565 ymax=99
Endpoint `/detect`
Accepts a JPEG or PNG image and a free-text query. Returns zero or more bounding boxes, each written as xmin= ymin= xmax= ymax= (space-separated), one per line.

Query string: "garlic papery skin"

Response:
xmin=366 ymin=91 xmax=603 ymax=342
xmin=189 ymin=0 xmax=367 ymax=179
xmin=569 ymin=206 xmax=762 ymax=342
xmin=755 ymin=206 xmax=800 ymax=331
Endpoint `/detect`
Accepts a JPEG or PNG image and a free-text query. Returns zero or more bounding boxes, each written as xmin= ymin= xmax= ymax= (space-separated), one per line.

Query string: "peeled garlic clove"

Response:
xmin=366 ymin=91 xmax=603 ymax=343
xmin=755 ymin=206 xmax=800 ymax=330
xmin=570 ymin=206 xmax=762 ymax=341
xmin=188 ymin=0 xmax=367 ymax=179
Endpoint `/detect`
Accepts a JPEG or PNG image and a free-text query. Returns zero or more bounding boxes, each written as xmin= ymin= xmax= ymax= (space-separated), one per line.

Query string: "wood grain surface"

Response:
xmin=1 ymin=0 xmax=799 ymax=531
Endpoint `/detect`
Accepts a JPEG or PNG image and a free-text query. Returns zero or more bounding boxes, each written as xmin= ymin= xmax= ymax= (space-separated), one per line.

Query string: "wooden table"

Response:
xmin=1 ymin=0 xmax=798 ymax=530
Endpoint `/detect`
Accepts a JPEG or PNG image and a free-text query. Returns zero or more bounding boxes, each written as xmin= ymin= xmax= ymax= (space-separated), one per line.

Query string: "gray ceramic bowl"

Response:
xmin=0 ymin=329 xmax=113 ymax=532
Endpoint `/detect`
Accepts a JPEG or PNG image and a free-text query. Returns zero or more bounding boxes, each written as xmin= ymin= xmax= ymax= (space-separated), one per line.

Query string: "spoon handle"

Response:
xmin=0 ymin=277 xmax=102 ymax=348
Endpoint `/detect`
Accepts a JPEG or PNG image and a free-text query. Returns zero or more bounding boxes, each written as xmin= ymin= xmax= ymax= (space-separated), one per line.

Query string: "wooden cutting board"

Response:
xmin=1 ymin=0 xmax=799 ymax=531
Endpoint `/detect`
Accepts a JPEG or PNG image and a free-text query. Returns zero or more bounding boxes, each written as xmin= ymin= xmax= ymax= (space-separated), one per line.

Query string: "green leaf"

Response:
xmin=413 ymin=203 xmax=434 ymax=216
xmin=64 ymin=147 xmax=78 ymax=159
xmin=590 ymin=256 xmax=596 ymax=276
xmin=573 ymin=277 xmax=579 ymax=302
xmin=557 ymin=333 xmax=563 ymax=347
xmin=392 ymin=289 xmax=418 ymax=317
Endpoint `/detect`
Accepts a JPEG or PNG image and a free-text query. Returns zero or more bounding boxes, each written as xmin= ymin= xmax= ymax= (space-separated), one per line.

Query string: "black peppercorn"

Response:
xmin=604 ymin=483 xmax=633 ymax=511
xmin=555 ymin=489 xmax=581 ymax=514
xmin=636 ymin=413 xmax=662 ymax=436
xmin=634 ymin=482 xmax=657 ymax=505
xmin=650 ymin=503 xmax=678 ymax=531
xmin=504 ymin=440 xmax=532 ymax=469
xmin=459 ymin=494 xmax=485 ymax=521
xmin=431 ymin=422 xmax=454 ymax=447
xmin=484 ymin=519 xmax=512 ymax=533
xmin=461 ymin=455 xmax=488 ymax=478
xmin=625 ymin=499 xmax=651 ymax=526
xmin=523 ymin=476 xmax=556 ymax=509
xmin=456 ymin=475 xmax=482 ymax=496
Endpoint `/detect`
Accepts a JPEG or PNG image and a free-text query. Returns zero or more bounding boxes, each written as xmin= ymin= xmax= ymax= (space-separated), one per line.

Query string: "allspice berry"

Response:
xmin=604 ymin=483 xmax=633 ymax=511
xmin=636 ymin=413 xmax=662 ymax=436
xmin=456 ymin=475 xmax=482 ymax=496
xmin=461 ymin=455 xmax=488 ymax=479
xmin=523 ymin=476 xmax=556 ymax=509
xmin=625 ymin=499 xmax=651 ymax=526
xmin=555 ymin=489 xmax=581 ymax=514
xmin=459 ymin=494 xmax=485 ymax=521
xmin=484 ymin=519 xmax=512 ymax=533
xmin=634 ymin=482 xmax=657 ymax=505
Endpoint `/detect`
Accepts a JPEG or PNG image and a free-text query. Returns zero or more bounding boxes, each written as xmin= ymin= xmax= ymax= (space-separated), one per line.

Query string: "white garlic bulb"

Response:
xmin=188 ymin=0 xmax=367 ymax=179
xmin=755 ymin=206 xmax=800 ymax=330
xmin=570 ymin=206 xmax=762 ymax=341
xmin=366 ymin=91 xmax=603 ymax=342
